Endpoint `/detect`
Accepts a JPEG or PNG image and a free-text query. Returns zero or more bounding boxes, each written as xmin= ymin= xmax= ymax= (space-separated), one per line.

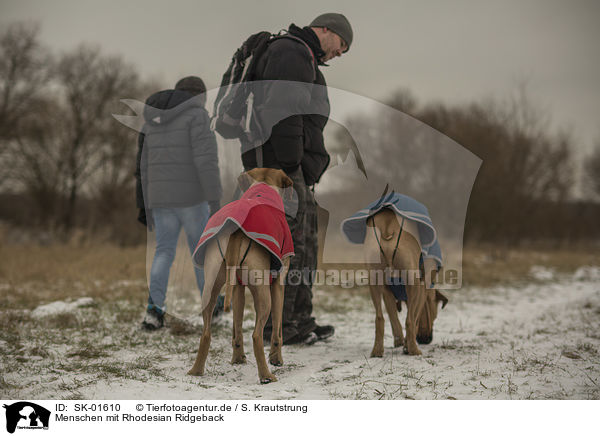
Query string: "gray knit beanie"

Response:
xmin=174 ymin=76 xmax=207 ymax=96
xmin=310 ymin=13 xmax=353 ymax=52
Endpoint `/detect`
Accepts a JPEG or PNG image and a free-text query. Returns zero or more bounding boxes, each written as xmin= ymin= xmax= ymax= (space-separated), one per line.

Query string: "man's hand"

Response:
xmin=137 ymin=208 xmax=154 ymax=231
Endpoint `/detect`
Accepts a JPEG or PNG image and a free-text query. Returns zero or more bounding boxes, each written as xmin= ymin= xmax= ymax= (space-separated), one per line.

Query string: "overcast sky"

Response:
xmin=2 ymin=0 xmax=599 ymax=153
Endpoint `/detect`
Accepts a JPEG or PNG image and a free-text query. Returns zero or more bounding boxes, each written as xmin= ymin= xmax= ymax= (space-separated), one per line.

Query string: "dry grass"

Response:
xmin=461 ymin=244 xmax=600 ymax=287
xmin=0 ymin=242 xmax=146 ymax=283
xmin=317 ymin=243 xmax=600 ymax=290
xmin=0 ymin=242 xmax=147 ymax=309
xmin=168 ymin=316 xmax=202 ymax=336
xmin=1 ymin=242 xmax=598 ymax=312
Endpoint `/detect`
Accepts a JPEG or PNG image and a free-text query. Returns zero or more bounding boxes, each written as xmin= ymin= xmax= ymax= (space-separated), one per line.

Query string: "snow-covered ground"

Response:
xmin=1 ymin=267 xmax=599 ymax=400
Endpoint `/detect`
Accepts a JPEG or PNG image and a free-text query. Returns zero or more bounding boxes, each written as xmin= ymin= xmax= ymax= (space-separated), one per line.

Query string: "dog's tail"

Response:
xmin=223 ymin=230 xmax=252 ymax=312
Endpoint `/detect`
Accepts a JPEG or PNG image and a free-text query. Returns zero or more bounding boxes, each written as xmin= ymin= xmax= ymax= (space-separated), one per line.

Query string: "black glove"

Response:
xmin=137 ymin=208 xmax=147 ymax=226
xmin=137 ymin=208 xmax=154 ymax=231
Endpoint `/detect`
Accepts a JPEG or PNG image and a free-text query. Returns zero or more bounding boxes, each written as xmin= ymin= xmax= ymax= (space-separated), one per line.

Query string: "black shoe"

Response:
xmin=314 ymin=325 xmax=334 ymax=341
xmin=141 ymin=307 xmax=164 ymax=331
xmin=302 ymin=332 xmax=318 ymax=345
xmin=282 ymin=331 xmax=318 ymax=345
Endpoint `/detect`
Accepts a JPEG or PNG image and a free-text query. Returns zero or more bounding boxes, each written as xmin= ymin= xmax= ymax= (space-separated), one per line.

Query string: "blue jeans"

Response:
xmin=148 ymin=202 xmax=210 ymax=312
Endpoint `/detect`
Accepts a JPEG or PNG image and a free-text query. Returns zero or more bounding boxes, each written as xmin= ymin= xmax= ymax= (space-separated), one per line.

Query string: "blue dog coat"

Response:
xmin=341 ymin=192 xmax=443 ymax=300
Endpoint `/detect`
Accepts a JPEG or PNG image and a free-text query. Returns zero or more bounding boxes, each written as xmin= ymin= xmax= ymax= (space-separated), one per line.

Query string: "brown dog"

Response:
xmin=187 ymin=168 xmax=293 ymax=383
xmin=365 ymin=208 xmax=447 ymax=357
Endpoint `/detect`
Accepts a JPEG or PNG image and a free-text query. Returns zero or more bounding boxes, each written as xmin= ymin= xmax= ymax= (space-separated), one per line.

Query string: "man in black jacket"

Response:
xmin=136 ymin=76 xmax=222 ymax=330
xmin=242 ymin=13 xmax=353 ymax=344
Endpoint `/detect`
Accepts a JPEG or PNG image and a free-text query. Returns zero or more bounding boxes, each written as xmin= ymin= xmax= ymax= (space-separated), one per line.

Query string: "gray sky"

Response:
xmin=2 ymin=0 xmax=599 ymax=153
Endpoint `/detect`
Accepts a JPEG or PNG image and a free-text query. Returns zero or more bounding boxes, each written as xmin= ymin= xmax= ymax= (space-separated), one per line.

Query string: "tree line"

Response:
xmin=330 ymin=88 xmax=600 ymax=244
xmin=0 ymin=22 xmax=155 ymax=244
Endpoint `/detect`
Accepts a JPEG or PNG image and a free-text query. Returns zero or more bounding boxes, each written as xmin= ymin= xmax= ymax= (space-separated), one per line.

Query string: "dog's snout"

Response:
xmin=416 ymin=334 xmax=433 ymax=345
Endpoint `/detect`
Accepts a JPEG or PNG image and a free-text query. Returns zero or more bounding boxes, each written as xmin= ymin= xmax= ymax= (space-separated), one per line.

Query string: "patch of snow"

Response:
xmin=573 ymin=266 xmax=600 ymax=282
xmin=100 ymin=336 xmax=114 ymax=346
xmin=110 ymin=279 xmax=146 ymax=289
xmin=31 ymin=297 xmax=95 ymax=318
xmin=529 ymin=265 xmax=555 ymax=280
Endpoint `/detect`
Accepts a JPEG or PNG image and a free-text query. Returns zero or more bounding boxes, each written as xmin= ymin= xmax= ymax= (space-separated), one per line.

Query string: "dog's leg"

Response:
xmin=382 ymin=288 xmax=404 ymax=348
xmin=404 ymin=283 xmax=426 ymax=356
xmin=231 ymin=283 xmax=247 ymax=364
xmin=187 ymin=305 xmax=213 ymax=376
xmin=269 ymin=259 xmax=289 ymax=366
xmin=369 ymin=284 xmax=385 ymax=357
xmin=250 ymin=283 xmax=276 ymax=383
xmin=188 ymin=259 xmax=225 ymax=376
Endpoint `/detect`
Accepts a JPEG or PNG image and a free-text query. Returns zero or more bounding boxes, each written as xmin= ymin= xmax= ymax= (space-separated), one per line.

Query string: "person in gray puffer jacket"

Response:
xmin=135 ymin=76 xmax=222 ymax=330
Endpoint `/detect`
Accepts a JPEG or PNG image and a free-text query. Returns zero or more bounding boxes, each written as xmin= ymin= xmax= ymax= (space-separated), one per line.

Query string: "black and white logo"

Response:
xmin=3 ymin=402 xmax=50 ymax=434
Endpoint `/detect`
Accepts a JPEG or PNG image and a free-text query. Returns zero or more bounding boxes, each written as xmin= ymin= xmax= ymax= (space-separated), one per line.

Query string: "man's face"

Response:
xmin=319 ymin=28 xmax=348 ymax=62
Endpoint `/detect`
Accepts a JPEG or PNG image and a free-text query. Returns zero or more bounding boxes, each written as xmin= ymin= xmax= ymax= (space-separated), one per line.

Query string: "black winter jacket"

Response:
xmin=135 ymin=89 xmax=222 ymax=209
xmin=241 ymin=24 xmax=331 ymax=186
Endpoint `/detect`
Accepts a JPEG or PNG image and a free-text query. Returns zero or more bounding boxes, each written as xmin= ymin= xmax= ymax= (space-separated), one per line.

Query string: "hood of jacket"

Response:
xmin=287 ymin=23 xmax=327 ymax=66
xmin=143 ymin=89 xmax=204 ymax=126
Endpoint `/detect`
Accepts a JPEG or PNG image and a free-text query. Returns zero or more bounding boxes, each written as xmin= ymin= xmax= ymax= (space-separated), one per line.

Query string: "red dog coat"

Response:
xmin=192 ymin=183 xmax=294 ymax=273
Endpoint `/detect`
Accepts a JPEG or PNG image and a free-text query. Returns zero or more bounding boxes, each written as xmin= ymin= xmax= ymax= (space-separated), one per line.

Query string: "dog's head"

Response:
xmin=416 ymin=289 xmax=448 ymax=344
xmin=366 ymin=208 xmax=398 ymax=230
xmin=238 ymin=168 xmax=294 ymax=199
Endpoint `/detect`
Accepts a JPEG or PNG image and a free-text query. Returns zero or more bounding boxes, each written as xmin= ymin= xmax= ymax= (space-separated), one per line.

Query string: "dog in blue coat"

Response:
xmin=342 ymin=193 xmax=448 ymax=357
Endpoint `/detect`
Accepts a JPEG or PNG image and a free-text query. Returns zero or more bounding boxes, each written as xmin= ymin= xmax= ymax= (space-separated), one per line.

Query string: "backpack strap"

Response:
xmin=271 ymin=33 xmax=317 ymax=80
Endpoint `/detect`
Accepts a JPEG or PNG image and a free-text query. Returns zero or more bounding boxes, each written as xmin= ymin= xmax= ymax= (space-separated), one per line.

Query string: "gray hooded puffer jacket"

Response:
xmin=135 ymin=89 xmax=222 ymax=209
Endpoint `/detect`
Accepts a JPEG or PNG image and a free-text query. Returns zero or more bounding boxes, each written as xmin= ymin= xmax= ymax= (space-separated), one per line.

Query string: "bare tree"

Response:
xmin=584 ymin=141 xmax=600 ymax=200
xmin=5 ymin=97 xmax=66 ymax=222
xmin=327 ymin=86 xmax=575 ymax=243
xmin=51 ymin=44 xmax=139 ymax=230
xmin=0 ymin=22 xmax=51 ymax=139
xmin=0 ymin=22 xmax=52 ymax=192
xmin=2 ymin=32 xmax=142 ymax=231
xmin=421 ymin=93 xmax=574 ymax=242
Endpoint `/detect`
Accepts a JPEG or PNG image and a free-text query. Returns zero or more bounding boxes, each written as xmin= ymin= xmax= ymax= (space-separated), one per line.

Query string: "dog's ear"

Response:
xmin=435 ymin=290 xmax=448 ymax=309
xmin=278 ymin=172 xmax=293 ymax=189
xmin=237 ymin=172 xmax=254 ymax=191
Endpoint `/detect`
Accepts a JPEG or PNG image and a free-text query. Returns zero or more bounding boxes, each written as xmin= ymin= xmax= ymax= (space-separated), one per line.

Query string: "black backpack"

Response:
xmin=211 ymin=31 xmax=315 ymax=142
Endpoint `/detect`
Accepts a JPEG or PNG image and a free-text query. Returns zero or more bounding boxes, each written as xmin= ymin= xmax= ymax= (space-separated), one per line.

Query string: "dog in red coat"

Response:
xmin=188 ymin=168 xmax=293 ymax=384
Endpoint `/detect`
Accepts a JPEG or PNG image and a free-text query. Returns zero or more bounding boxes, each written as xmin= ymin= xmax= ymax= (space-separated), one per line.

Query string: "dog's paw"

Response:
xmin=370 ymin=348 xmax=384 ymax=358
xmin=260 ymin=374 xmax=277 ymax=384
xmin=269 ymin=356 xmax=283 ymax=366
xmin=403 ymin=345 xmax=422 ymax=356
xmin=394 ymin=337 xmax=404 ymax=348
xmin=231 ymin=354 xmax=247 ymax=365
xmin=187 ymin=368 xmax=204 ymax=376
xmin=416 ymin=334 xmax=433 ymax=345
